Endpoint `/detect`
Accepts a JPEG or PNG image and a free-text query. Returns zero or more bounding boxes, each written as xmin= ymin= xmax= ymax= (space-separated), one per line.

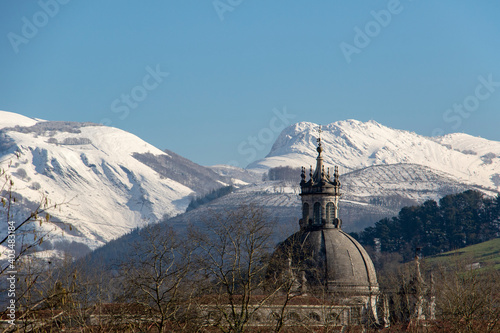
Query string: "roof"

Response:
xmin=275 ymin=227 xmax=379 ymax=297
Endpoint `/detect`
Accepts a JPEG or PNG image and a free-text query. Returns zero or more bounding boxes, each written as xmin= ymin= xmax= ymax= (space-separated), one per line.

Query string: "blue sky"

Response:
xmin=1 ymin=1 xmax=499 ymax=167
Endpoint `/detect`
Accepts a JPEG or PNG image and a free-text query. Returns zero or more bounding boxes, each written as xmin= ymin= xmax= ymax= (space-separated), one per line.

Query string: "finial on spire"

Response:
xmin=316 ymin=125 xmax=323 ymax=153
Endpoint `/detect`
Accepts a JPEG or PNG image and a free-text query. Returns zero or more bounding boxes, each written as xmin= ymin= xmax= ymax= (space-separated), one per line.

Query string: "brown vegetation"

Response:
xmin=2 ymin=198 xmax=500 ymax=332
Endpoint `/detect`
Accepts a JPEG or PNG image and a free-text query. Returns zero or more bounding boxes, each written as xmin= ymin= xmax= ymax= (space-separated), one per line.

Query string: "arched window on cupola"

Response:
xmin=303 ymin=203 xmax=310 ymax=224
xmin=326 ymin=202 xmax=335 ymax=224
xmin=313 ymin=202 xmax=322 ymax=225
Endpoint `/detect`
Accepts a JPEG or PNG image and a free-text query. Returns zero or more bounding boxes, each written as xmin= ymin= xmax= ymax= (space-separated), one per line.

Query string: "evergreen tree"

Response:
xmin=355 ymin=190 xmax=500 ymax=262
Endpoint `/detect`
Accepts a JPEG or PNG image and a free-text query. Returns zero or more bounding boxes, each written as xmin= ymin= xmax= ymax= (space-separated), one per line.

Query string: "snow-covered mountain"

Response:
xmin=2 ymin=112 xmax=499 ymax=262
xmin=0 ymin=111 xmax=229 ymax=258
xmin=163 ymin=163 xmax=486 ymax=236
xmin=248 ymin=120 xmax=500 ymax=191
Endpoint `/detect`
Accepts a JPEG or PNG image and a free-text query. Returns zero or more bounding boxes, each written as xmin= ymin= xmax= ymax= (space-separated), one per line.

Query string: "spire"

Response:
xmin=300 ymin=124 xmax=342 ymax=194
xmin=312 ymin=125 xmax=326 ymax=184
xmin=317 ymin=124 xmax=323 ymax=149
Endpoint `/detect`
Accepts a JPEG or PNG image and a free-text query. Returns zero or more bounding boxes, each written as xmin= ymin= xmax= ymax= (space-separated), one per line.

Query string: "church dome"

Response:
xmin=277 ymin=227 xmax=379 ymax=297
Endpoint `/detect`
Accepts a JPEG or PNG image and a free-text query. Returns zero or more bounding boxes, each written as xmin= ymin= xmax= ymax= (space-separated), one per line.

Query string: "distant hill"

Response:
xmin=427 ymin=238 xmax=500 ymax=270
xmin=0 ymin=111 xmax=232 ymax=261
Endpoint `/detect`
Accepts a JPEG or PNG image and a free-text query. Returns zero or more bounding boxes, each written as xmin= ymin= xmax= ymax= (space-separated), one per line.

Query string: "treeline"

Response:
xmin=6 ymin=121 xmax=99 ymax=135
xmin=186 ymin=185 xmax=235 ymax=212
xmin=353 ymin=190 xmax=500 ymax=262
xmin=369 ymin=194 xmax=418 ymax=209
xmin=263 ymin=166 xmax=301 ymax=182
xmin=47 ymin=137 xmax=92 ymax=145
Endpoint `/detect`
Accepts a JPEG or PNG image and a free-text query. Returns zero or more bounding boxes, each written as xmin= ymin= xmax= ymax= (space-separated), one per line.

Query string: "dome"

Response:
xmin=277 ymin=227 xmax=379 ymax=297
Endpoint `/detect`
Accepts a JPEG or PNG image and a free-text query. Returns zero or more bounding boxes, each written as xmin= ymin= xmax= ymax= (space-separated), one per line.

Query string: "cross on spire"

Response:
xmin=317 ymin=125 xmax=322 ymax=145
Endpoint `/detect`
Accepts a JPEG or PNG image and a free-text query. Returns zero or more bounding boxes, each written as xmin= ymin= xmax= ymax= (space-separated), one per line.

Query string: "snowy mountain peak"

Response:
xmin=0 ymin=112 xmax=229 ymax=259
xmin=249 ymin=120 xmax=500 ymax=191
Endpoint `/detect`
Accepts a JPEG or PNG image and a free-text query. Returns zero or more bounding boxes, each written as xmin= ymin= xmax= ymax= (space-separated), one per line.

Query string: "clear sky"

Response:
xmin=1 ymin=1 xmax=499 ymax=167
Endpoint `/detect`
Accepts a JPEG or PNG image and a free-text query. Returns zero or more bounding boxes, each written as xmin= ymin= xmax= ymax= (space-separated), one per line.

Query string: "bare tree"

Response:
xmin=1 ymin=156 xmax=69 ymax=329
xmin=0 ymin=252 xmax=113 ymax=332
xmin=119 ymin=224 xmax=196 ymax=332
xmin=191 ymin=204 xmax=292 ymax=333
xmin=376 ymin=255 xmax=500 ymax=333
xmin=1 ymin=162 xmax=53 ymax=274
xmin=367 ymin=251 xmax=433 ymax=333
xmin=433 ymin=262 xmax=500 ymax=333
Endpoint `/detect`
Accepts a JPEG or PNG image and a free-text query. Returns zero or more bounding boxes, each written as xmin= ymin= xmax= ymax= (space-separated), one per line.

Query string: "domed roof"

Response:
xmin=278 ymin=226 xmax=379 ymax=296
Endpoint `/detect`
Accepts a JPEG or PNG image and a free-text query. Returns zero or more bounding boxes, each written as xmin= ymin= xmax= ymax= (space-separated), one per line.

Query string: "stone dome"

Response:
xmin=278 ymin=226 xmax=379 ymax=297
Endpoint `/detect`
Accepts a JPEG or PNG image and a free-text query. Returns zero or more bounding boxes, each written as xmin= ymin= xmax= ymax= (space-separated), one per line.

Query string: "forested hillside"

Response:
xmin=353 ymin=190 xmax=500 ymax=262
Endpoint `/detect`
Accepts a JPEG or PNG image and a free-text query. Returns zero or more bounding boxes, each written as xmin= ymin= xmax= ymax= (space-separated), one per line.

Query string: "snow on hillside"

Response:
xmin=0 ymin=111 xmax=196 ymax=257
xmin=341 ymin=163 xmax=495 ymax=203
xmin=164 ymin=179 xmax=398 ymax=236
xmin=180 ymin=163 xmax=485 ymax=233
xmin=248 ymin=120 xmax=500 ymax=190
xmin=0 ymin=110 xmax=39 ymax=129
xmin=209 ymin=164 xmax=261 ymax=185
xmin=2 ymin=111 xmax=498 ymax=261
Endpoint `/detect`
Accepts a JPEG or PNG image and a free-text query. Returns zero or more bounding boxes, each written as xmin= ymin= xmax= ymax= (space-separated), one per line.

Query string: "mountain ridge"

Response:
xmin=1 ymin=111 xmax=499 ymax=262
xmin=248 ymin=120 xmax=500 ymax=191
xmin=0 ymin=110 xmax=229 ymax=260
